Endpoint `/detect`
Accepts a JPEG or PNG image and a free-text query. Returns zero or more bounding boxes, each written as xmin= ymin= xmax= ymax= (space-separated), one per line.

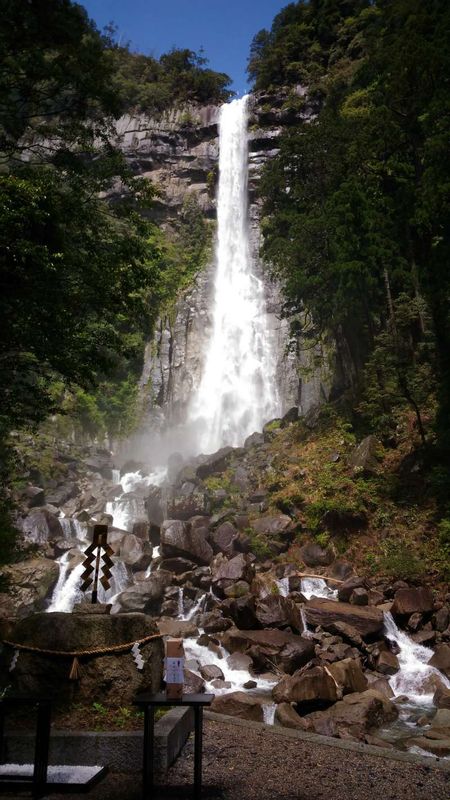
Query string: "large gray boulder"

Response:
xmin=113 ymin=571 xmax=172 ymax=613
xmin=0 ymin=611 xmax=163 ymax=705
xmin=211 ymin=691 xmax=263 ymax=722
xmin=304 ymin=597 xmax=384 ymax=638
xmin=304 ymin=689 xmax=398 ymax=737
xmin=0 ymin=558 xmax=59 ymax=619
xmin=17 ymin=509 xmax=63 ymax=544
xmin=160 ymin=519 xmax=213 ymax=565
xmin=272 ymin=666 xmax=340 ymax=706
xmin=348 ymin=435 xmax=380 ymax=475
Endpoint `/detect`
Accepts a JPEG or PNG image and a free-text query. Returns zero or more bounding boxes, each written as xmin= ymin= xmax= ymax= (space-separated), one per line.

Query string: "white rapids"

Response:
xmin=383 ymin=611 xmax=450 ymax=704
xmin=188 ymin=95 xmax=279 ymax=453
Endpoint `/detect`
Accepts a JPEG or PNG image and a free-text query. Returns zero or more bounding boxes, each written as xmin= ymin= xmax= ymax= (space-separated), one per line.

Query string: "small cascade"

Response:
xmin=301 ymin=577 xmax=337 ymax=600
xmin=177 ymin=587 xmax=184 ymax=618
xmin=383 ymin=612 xmax=450 ymax=704
xmin=276 ymin=577 xmax=290 ymax=597
xmin=183 ymin=632 xmax=277 ymax=696
xmin=177 ymin=590 xmax=206 ymax=622
xmin=59 ymin=518 xmax=73 ymax=538
xmin=263 ymin=704 xmax=277 ymax=726
xmin=47 ymin=554 xmax=84 ymax=613
xmin=106 ymin=468 xmax=166 ymax=533
xmin=112 ymin=468 xmax=121 ymax=484
xmin=300 ymin=606 xmax=313 ymax=639
xmin=144 ymin=545 xmax=161 ymax=577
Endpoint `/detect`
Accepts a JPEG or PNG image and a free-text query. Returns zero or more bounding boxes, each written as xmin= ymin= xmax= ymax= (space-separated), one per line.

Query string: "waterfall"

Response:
xmin=383 ymin=611 xmax=450 ymax=705
xmin=189 ymin=95 xmax=279 ymax=453
xmin=300 ymin=577 xmax=337 ymax=600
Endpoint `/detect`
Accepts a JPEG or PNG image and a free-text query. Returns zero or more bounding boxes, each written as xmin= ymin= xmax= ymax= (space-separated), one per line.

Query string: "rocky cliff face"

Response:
xmin=115 ymin=94 xmax=335 ymax=433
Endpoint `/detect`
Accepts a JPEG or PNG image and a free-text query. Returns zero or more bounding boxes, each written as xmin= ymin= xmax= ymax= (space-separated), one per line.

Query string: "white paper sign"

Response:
xmin=165 ymin=656 xmax=184 ymax=684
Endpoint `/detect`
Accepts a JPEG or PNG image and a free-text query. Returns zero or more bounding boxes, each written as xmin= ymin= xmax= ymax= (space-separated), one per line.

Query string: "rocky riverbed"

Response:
xmin=1 ymin=414 xmax=450 ymax=759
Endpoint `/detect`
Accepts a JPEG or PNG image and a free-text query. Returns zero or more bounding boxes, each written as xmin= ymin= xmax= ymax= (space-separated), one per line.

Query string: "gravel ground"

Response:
xmin=4 ymin=717 xmax=450 ymax=800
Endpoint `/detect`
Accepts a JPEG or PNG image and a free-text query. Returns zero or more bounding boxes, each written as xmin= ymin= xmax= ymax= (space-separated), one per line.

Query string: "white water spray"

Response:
xmin=189 ymin=96 xmax=279 ymax=453
xmin=383 ymin=612 xmax=450 ymax=704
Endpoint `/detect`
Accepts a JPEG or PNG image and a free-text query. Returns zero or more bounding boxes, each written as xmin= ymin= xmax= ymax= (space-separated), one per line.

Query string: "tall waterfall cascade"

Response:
xmin=188 ymin=96 xmax=279 ymax=453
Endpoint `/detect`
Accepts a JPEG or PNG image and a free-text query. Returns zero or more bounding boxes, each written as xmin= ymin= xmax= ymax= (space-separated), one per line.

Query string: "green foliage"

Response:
xmin=245 ymin=528 xmax=272 ymax=560
xmin=107 ymin=41 xmax=233 ymax=115
xmin=377 ymin=539 xmax=425 ymax=581
xmin=257 ymin=0 xmax=450 ymax=451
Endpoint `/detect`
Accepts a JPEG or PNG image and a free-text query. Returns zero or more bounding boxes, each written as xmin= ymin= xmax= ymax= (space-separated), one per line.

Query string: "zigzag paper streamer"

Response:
xmin=131 ymin=642 xmax=144 ymax=671
xmin=9 ymin=649 xmax=19 ymax=672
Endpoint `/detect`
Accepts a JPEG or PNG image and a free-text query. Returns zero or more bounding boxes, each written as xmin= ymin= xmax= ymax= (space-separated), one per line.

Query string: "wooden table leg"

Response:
xmin=193 ymin=705 xmax=203 ymax=800
xmin=143 ymin=705 xmax=154 ymax=799
xmin=33 ymin=700 xmax=51 ymax=799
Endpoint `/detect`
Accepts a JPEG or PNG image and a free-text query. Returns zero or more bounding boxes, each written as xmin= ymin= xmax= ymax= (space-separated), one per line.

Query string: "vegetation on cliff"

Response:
xmin=253 ymin=0 xmax=450 ymax=454
xmin=0 ymin=0 xmax=216 ymax=556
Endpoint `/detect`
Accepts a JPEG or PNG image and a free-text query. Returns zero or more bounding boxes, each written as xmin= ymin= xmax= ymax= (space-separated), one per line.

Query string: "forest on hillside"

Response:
xmin=251 ymin=0 xmax=450 ymax=457
xmin=0 ymin=0 xmax=450 ymax=572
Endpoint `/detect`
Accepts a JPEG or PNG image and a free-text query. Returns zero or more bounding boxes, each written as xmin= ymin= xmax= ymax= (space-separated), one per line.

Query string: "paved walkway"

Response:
xmin=5 ymin=716 xmax=450 ymax=799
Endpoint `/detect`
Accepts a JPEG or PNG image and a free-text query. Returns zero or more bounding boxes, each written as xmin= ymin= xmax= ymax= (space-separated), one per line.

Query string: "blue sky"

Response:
xmin=79 ymin=0 xmax=288 ymax=95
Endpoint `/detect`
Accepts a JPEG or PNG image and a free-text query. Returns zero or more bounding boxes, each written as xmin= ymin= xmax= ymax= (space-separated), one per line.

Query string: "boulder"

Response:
xmin=199 ymin=664 xmax=224 ymax=681
xmin=161 ymin=520 xmax=213 ymax=565
xmin=323 ymin=621 xmax=364 ymax=648
xmin=278 ymin=640 xmax=316 ymax=675
xmin=305 ymin=689 xmax=398 ymax=737
xmin=18 ymin=509 xmax=63 ymax=544
xmin=428 ymin=644 xmax=450 ymax=678
xmin=391 ymin=587 xmax=434 ymax=617
xmin=220 ymin=596 xmax=259 ymax=629
xmin=132 ymin=520 xmax=150 ymax=541
xmin=0 ymin=558 xmax=59 ymax=619
xmin=253 ymin=516 xmax=292 ymax=537
xmin=254 ymin=595 xmax=301 ymax=632
xmin=327 ymin=658 xmax=368 ymax=694
xmin=200 ymin=611 xmax=232 ymax=634
xmin=337 ymin=576 xmax=367 ymax=603
xmin=327 ymin=560 xmax=354 ymax=582
xmin=375 ymin=650 xmax=400 ymax=676
xmin=0 ymin=611 xmax=163 ymax=705
xmin=348 ymin=436 xmax=380 ymax=475
xmin=244 ymin=432 xmax=264 ymax=449
xmin=113 ymin=571 xmax=172 ymax=613
xmin=211 ymin=553 xmax=254 ymax=593
xmin=22 ymin=486 xmax=46 ymax=508
xmin=46 ymin=482 xmax=79 ymax=507
xmin=434 ymin=606 xmax=450 ymax=632
xmin=159 ymin=557 xmax=196 ymax=574
xmin=273 ymin=666 xmax=340 ymax=706
xmin=211 ymin=691 xmax=263 ymax=722
xmin=349 ymin=588 xmax=369 ymax=606
xmin=433 ymin=685 xmax=450 ymax=709
xmin=119 ymin=533 xmax=146 ymax=566
xmin=196 ymin=447 xmax=234 ymax=480
xmin=167 ymin=491 xmax=210 ymax=521
xmin=146 ymin=486 xmax=164 ymax=527
xmin=209 ymin=522 xmax=238 ymax=556
xmin=299 ymin=543 xmax=334 ymax=568
xmin=275 ymin=702 xmax=308 ymax=730
xmin=183 ymin=669 xmax=205 ymax=694
xmin=304 ymin=598 xmax=384 ymax=638
xmin=157 ymin=618 xmax=199 ymax=638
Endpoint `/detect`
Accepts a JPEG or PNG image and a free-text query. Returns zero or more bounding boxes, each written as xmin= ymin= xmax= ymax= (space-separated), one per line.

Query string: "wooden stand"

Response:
xmin=0 ymin=695 xmax=108 ymax=797
xmin=134 ymin=692 xmax=214 ymax=800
